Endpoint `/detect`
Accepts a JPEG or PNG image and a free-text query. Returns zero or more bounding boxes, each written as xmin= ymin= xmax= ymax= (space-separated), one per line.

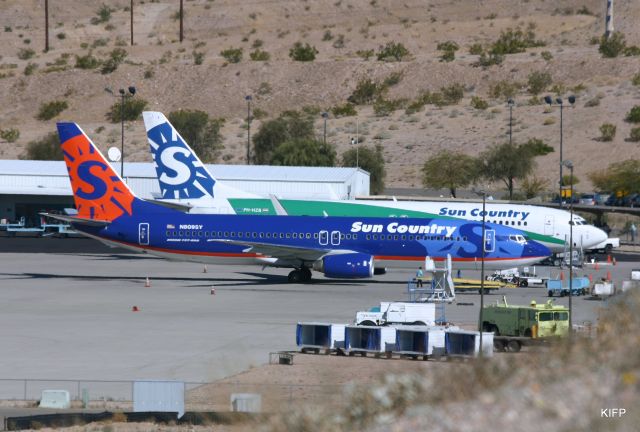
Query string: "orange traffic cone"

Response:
xmin=560 ymin=271 xmax=564 ymax=281
xmin=588 ymin=274 xmax=593 ymax=283
xmin=607 ymin=271 xmax=611 ymax=281
xmin=607 ymin=255 xmax=612 ymax=264
xmin=144 ymin=277 xmax=151 ymax=288
xmin=132 ymin=306 xmax=140 ymax=312
xmin=595 ymin=261 xmax=600 ymax=271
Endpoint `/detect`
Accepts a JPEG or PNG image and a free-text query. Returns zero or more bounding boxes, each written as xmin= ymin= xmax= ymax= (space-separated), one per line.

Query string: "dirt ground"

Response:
xmin=1 ymin=0 xmax=639 ymax=192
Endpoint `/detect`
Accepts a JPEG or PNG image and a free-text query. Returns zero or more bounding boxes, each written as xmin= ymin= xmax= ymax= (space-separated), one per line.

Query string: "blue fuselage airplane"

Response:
xmin=47 ymin=122 xmax=551 ymax=283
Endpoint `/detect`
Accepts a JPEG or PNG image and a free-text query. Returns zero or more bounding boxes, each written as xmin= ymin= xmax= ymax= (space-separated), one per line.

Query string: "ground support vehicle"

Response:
xmin=356 ymin=302 xmax=435 ymax=327
xmin=590 ymin=281 xmax=615 ymax=298
xmin=585 ymin=237 xmax=620 ymax=255
xmin=546 ymin=277 xmax=589 ymax=297
xmin=481 ymin=298 xmax=569 ymax=352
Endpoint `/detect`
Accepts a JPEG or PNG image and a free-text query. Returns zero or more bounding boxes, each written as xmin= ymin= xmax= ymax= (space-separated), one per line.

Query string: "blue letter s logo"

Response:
xmin=76 ymin=160 xmax=107 ymax=200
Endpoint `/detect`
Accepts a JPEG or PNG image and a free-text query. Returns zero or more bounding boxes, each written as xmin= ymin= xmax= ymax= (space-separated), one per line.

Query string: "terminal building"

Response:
xmin=0 ymin=160 xmax=370 ymax=226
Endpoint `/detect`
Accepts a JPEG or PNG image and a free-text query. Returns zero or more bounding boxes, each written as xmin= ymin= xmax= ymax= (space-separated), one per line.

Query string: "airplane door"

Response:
xmin=544 ymin=215 xmax=554 ymax=235
xmin=484 ymin=229 xmax=495 ymax=253
xmin=139 ymin=223 xmax=149 ymax=245
xmin=319 ymin=230 xmax=328 ymax=246
xmin=331 ymin=230 xmax=341 ymax=246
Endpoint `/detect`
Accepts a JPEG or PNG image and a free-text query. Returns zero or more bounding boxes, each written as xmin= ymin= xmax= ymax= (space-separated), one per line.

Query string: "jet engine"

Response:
xmin=313 ymin=253 xmax=375 ymax=279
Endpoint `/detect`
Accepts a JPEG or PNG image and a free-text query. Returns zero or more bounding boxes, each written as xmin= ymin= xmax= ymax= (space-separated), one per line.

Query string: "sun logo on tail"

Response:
xmin=61 ymin=131 xmax=134 ymax=221
xmin=147 ymin=121 xmax=216 ymax=200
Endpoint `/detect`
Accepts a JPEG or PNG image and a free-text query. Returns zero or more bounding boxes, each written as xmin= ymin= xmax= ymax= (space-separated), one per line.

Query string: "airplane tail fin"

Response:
xmin=142 ymin=111 xmax=216 ymax=200
xmin=56 ymin=122 xmax=136 ymax=222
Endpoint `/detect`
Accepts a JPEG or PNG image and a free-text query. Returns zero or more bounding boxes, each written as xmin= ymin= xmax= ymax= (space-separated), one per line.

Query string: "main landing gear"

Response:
xmin=288 ymin=267 xmax=312 ymax=283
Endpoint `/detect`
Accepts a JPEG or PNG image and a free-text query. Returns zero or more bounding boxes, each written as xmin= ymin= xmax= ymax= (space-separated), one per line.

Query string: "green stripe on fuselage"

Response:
xmin=227 ymin=198 xmax=562 ymax=246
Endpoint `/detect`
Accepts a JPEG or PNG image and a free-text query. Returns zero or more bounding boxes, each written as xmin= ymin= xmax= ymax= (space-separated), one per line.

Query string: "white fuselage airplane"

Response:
xmin=142 ymin=111 xmax=607 ymax=254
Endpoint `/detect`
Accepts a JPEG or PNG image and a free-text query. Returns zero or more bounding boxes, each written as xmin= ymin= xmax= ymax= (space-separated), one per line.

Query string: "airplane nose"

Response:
xmin=593 ymin=227 xmax=608 ymax=245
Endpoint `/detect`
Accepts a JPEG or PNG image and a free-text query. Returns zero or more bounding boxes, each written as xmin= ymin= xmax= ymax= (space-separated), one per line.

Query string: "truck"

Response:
xmin=486 ymin=267 xmax=547 ymax=287
xmin=481 ymin=298 xmax=569 ymax=352
xmin=356 ymin=302 xmax=435 ymax=327
xmin=585 ymin=237 xmax=620 ymax=255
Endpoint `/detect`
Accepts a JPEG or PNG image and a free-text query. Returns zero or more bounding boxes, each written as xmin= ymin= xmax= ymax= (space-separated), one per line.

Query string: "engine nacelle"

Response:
xmin=314 ymin=253 xmax=375 ymax=279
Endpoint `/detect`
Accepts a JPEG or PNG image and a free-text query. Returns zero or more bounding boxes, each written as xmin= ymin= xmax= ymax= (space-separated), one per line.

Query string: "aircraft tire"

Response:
xmin=288 ymin=270 xmax=302 ymax=283
xmin=301 ymin=267 xmax=312 ymax=282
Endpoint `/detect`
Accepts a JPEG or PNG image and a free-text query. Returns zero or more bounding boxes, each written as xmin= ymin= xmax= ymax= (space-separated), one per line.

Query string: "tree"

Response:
xmin=599 ymin=123 xmax=616 ymax=141
xmin=20 ymin=132 xmax=62 ymax=160
xmin=252 ymin=111 xmax=314 ymax=164
xmin=106 ymin=98 xmax=148 ymax=123
xmin=167 ymin=109 xmax=224 ymax=163
xmin=270 ymin=138 xmax=336 ymax=167
xmin=527 ymin=71 xmax=552 ymax=95
xmin=480 ymin=142 xmax=543 ymax=200
xmin=599 ymin=32 xmax=626 ymax=58
xmin=289 ymin=42 xmax=318 ymax=61
xmin=422 ymin=150 xmax=479 ymax=198
xmin=588 ymin=160 xmax=640 ymax=194
xmin=520 ymin=176 xmax=549 ymax=199
xmin=342 ymin=145 xmax=386 ymax=194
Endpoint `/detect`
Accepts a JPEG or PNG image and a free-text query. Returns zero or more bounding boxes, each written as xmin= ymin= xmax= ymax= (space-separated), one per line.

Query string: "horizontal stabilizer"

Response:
xmin=40 ymin=212 xmax=111 ymax=227
xmin=143 ymin=199 xmax=193 ymax=212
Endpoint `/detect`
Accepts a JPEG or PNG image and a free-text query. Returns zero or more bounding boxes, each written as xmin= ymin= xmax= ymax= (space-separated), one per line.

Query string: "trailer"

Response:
xmin=345 ymin=325 xmax=397 ymax=358
xmin=445 ymin=329 xmax=494 ymax=358
xmin=590 ymin=281 xmax=615 ymax=299
xmin=394 ymin=326 xmax=446 ymax=360
xmin=482 ymin=298 xmax=569 ymax=352
xmin=296 ymin=322 xmax=346 ymax=354
xmin=546 ymin=277 xmax=589 ymax=297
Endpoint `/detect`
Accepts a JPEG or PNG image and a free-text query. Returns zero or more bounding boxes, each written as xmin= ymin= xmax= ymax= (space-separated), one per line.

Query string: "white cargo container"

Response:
xmin=345 ymin=325 xmax=396 ymax=356
xmin=296 ymin=322 xmax=346 ymax=353
xmin=394 ymin=326 xmax=446 ymax=359
xmin=592 ymin=281 xmax=615 ymax=298
xmin=355 ymin=302 xmax=435 ymax=326
xmin=621 ymin=280 xmax=640 ymax=292
xmin=631 ymin=270 xmax=640 ymax=281
xmin=445 ymin=330 xmax=494 ymax=358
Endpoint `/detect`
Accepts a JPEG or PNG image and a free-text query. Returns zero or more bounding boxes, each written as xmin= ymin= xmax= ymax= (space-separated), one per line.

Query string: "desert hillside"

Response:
xmin=0 ymin=0 xmax=639 ymax=193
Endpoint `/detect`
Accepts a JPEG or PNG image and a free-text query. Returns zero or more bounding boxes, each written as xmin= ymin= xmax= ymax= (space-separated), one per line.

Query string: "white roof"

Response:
xmin=0 ymin=160 xmax=365 ymax=182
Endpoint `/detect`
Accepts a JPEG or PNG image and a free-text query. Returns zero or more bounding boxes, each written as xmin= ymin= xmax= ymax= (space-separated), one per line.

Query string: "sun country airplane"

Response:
xmin=142 ymin=112 xmax=608 ymax=253
xmin=45 ymin=122 xmax=550 ymax=282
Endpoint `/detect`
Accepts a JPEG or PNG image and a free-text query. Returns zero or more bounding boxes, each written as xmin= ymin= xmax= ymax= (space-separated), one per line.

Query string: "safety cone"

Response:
xmin=607 ymin=271 xmax=611 ymax=281
xmin=588 ymin=274 xmax=593 ymax=283
xmin=607 ymin=255 xmax=612 ymax=264
xmin=144 ymin=277 xmax=150 ymax=288
xmin=210 ymin=286 xmax=216 ymax=295
xmin=203 ymin=265 xmax=208 ymax=273
xmin=132 ymin=306 xmax=140 ymax=312
xmin=595 ymin=261 xmax=600 ymax=271
xmin=560 ymin=271 xmax=564 ymax=281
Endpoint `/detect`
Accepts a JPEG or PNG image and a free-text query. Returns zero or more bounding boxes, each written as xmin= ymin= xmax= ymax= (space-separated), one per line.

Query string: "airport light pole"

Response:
xmin=507 ymin=98 xmax=514 ymax=145
xmin=564 ymin=159 xmax=575 ymax=338
xmin=474 ymin=189 xmax=487 ymax=356
xmin=105 ymin=86 xmax=136 ymax=179
xmin=544 ymin=95 xmax=576 ymax=208
xmin=245 ymin=95 xmax=252 ymax=164
xmin=321 ymin=112 xmax=328 ymax=144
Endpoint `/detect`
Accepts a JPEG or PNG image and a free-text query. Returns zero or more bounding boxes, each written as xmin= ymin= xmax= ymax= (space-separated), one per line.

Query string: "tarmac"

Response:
xmin=0 ymin=237 xmax=638 ymax=386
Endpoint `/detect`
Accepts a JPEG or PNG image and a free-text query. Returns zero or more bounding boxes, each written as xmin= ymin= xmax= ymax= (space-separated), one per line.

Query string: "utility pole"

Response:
xmin=130 ymin=0 xmax=134 ymax=46
xmin=44 ymin=0 xmax=49 ymax=52
xmin=179 ymin=0 xmax=184 ymax=42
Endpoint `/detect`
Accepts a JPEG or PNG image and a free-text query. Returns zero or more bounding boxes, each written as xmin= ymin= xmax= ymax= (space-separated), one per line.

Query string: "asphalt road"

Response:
xmin=0 ymin=239 xmax=637 ymax=391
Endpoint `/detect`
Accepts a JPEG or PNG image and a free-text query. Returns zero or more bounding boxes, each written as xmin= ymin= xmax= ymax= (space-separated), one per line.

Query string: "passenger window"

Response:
xmin=252 ymin=232 xmax=257 ymax=238
xmin=524 ymin=222 xmax=527 ymax=226
xmin=313 ymin=233 xmax=317 ymax=239
xmin=306 ymin=233 xmax=311 ymax=239
xmin=217 ymin=231 xmax=222 ymax=237
xmin=340 ymin=234 xmax=345 ymax=239
xmin=286 ymin=233 xmax=291 ymax=238
xmin=353 ymin=234 xmax=357 ymax=240
xmin=224 ymin=232 xmax=229 ymax=237
xmin=409 ymin=235 xmax=413 ymax=241
xmin=393 ymin=235 xmax=398 ymax=240
xmin=185 ymin=231 xmax=190 ymax=237
xmin=259 ymin=233 xmax=264 ymax=238
xmin=165 ymin=231 xmax=170 ymax=236
xmin=230 ymin=232 xmax=235 ymax=237
xmin=238 ymin=232 xmax=243 ymax=237
xmin=198 ymin=231 xmax=203 ymax=237
xmin=293 ymin=233 xmax=298 ymax=238
xmin=401 ymin=235 xmax=406 ymax=240
xmin=266 ymin=233 xmax=271 ymax=238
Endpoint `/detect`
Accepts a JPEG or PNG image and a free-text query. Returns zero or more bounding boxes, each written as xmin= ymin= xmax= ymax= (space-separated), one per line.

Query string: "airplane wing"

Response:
xmin=39 ymin=212 xmax=111 ymax=227
xmin=209 ymin=238 xmax=354 ymax=262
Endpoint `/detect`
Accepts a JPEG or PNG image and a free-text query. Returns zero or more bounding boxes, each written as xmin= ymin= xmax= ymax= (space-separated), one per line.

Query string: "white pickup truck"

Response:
xmin=355 ymin=302 xmax=435 ymax=326
xmin=585 ymin=237 xmax=620 ymax=255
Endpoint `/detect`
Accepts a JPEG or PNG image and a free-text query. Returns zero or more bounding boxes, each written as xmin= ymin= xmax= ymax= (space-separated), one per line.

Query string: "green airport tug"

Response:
xmin=480 ymin=297 xmax=569 ymax=352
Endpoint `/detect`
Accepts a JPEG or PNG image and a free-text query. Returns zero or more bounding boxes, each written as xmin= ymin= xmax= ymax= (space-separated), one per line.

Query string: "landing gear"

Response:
xmin=287 ymin=267 xmax=312 ymax=283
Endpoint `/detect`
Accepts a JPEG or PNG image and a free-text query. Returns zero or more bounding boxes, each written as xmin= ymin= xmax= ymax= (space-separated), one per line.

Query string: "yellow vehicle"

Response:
xmin=481 ymin=298 xmax=569 ymax=351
